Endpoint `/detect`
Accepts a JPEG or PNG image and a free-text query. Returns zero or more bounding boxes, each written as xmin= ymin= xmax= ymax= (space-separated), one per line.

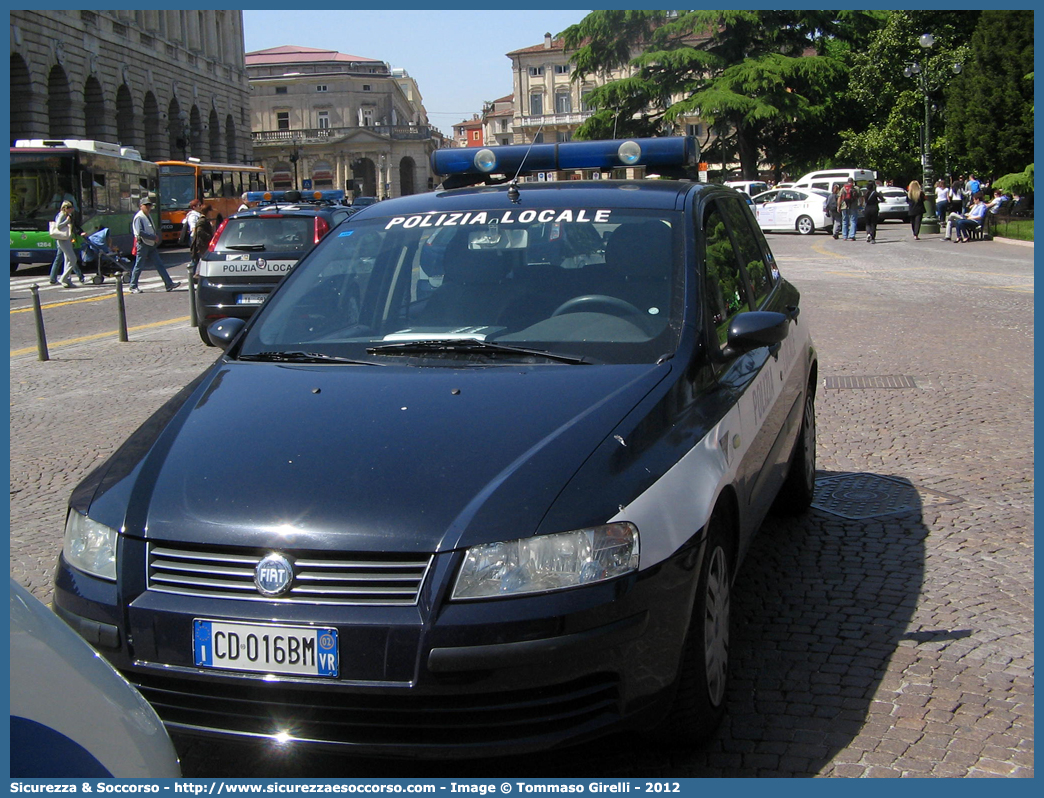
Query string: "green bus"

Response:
xmin=10 ymin=139 xmax=158 ymax=274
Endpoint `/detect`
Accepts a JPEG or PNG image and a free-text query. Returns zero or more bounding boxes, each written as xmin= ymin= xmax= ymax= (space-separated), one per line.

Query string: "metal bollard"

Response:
xmin=29 ymin=284 xmax=49 ymax=361
xmin=188 ymin=265 xmax=198 ymax=327
xmin=116 ymin=273 xmax=129 ymax=342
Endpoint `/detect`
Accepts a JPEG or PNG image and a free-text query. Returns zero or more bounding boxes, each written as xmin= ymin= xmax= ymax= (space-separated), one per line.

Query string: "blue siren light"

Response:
xmin=431 ymin=137 xmax=699 ymax=180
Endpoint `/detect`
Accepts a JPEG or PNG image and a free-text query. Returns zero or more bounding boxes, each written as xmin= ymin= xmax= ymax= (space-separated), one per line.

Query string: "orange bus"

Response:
xmin=155 ymin=159 xmax=266 ymax=245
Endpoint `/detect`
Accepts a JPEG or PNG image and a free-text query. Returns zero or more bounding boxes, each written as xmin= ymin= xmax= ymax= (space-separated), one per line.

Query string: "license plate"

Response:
xmin=237 ymin=293 xmax=266 ymax=305
xmin=193 ymin=619 xmax=338 ymax=677
xmin=16 ymin=251 xmax=31 ymax=258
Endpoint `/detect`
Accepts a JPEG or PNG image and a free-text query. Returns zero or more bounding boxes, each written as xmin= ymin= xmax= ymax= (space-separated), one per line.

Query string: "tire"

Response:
xmin=773 ymin=385 xmax=817 ymax=514
xmin=648 ymin=506 xmax=732 ymax=749
xmin=796 ymin=215 xmax=816 ymax=235
xmin=199 ymin=323 xmax=215 ymax=346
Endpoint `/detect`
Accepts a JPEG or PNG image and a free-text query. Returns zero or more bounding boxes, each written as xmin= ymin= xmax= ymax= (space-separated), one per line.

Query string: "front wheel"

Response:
xmin=648 ymin=507 xmax=732 ymax=749
xmin=774 ymin=386 xmax=816 ymax=514
xmin=796 ymin=215 xmax=816 ymax=235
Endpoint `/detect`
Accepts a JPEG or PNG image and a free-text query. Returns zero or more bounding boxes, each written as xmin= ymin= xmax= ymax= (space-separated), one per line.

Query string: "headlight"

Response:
xmin=62 ymin=510 xmax=118 ymax=581
xmin=452 ymin=523 xmax=639 ymax=600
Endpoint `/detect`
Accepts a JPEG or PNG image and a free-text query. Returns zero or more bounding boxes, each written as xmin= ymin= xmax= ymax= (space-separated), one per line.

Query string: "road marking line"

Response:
xmin=810 ymin=242 xmax=848 ymax=259
xmin=10 ymin=292 xmax=116 ymax=314
xmin=10 ymin=316 xmax=192 ymax=357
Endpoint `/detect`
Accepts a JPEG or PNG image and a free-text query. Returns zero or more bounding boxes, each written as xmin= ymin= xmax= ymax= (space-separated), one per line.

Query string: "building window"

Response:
xmin=362 ymin=84 xmax=372 ymax=92
xmin=276 ymin=111 xmax=290 ymax=131
xmin=581 ymin=91 xmax=595 ymax=112
xmin=316 ymin=85 xmax=327 ymax=92
xmin=500 ymin=119 xmax=507 ymax=132
xmin=554 ymin=65 xmax=570 ymax=75
xmin=555 ymin=91 xmax=572 ymax=114
xmin=528 ymin=66 xmax=544 ymax=76
xmin=275 ymin=86 xmax=288 ymax=95
xmin=687 ymin=123 xmax=702 ymax=137
xmin=361 ymin=108 xmax=374 ymax=126
xmin=530 ymin=93 xmax=543 ymax=117
xmin=556 ymin=131 xmax=572 ymax=143
xmin=533 ymin=133 xmax=544 ymax=144
xmin=317 ymin=111 xmax=330 ymax=129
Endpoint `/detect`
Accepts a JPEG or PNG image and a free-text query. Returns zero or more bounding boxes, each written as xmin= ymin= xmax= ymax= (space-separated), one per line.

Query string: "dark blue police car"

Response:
xmin=53 ymin=138 xmax=817 ymax=758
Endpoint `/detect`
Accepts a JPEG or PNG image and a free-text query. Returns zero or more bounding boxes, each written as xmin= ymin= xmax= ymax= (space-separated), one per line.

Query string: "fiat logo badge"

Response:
xmin=256 ymin=257 xmax=267 ymax=269
xmin=255 ymin=553 xmax=294 ymax=597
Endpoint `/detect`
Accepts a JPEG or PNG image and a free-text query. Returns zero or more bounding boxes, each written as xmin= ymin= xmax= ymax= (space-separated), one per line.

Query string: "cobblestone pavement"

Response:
xmin=9 ymin=231 xmax=1033 ymax=777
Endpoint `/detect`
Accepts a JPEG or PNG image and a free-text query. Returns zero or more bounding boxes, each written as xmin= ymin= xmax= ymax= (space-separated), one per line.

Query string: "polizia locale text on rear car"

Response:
xmin=54 ymin=137 xmax=817 ymax=759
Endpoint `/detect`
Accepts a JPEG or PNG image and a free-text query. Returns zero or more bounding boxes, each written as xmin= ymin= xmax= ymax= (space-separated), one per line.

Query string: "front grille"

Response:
xmin=132 ymin=671 xmax=621 ymax=749
xmin=147 ymin=544 xmax=432 ymax=606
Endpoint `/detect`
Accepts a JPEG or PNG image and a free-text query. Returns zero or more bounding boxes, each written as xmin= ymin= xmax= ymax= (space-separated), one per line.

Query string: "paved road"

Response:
xmin=9 ymin=225 xmax=1033 ymax=777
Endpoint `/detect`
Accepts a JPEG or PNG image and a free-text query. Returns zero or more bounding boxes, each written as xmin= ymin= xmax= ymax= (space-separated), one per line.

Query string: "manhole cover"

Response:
xmin=812 ymin=473 xmax=962 ymax=520
xmin=823 ymin=375 xmax=917 ymax=389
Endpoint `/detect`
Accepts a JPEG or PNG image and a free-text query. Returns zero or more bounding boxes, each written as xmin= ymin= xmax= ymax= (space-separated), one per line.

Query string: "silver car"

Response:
xmin=9 ymin=579 xmax=181 ymax=777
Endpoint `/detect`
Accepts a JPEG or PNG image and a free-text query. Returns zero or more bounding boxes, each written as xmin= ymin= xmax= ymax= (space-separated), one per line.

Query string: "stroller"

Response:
xmin=80 ymin=228 xmax=133 ymax=284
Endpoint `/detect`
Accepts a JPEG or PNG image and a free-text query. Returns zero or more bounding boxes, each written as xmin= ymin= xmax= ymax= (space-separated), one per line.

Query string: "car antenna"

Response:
xmin=507 ymin=122 xmax=545 ymax=204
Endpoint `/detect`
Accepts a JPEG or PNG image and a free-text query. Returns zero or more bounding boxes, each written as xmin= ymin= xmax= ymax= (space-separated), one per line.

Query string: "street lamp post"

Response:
xmin=904 ymin=33 xmax=962 ymax=234
xmin=288 ymin=144 xmax=301 ymax=191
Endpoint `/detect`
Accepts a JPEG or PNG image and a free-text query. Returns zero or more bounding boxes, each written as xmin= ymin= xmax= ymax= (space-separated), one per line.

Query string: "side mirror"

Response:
xmin=724 ymin=311 xmax=790 ymax=357
xmin=207 ymin=317 xmax=246 ymax=350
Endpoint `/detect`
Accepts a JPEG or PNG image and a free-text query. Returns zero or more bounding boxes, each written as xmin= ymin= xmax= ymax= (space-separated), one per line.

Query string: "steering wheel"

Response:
xmin=551 ymin=294 xmax=648 ymax=323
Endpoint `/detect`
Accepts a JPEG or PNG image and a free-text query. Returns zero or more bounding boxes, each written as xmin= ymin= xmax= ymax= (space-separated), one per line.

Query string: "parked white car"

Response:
xmin=878 ymin=186 xmax=912 ymax=221
xmin=751 ymin=187 xmax=831 ymax=235
xmin=723 ymin=180 xmax=769 ymax=198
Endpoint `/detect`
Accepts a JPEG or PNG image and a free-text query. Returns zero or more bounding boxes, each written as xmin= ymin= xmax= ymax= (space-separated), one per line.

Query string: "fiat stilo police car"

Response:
xmin=53 ymin=138 xmax=817 ymax=758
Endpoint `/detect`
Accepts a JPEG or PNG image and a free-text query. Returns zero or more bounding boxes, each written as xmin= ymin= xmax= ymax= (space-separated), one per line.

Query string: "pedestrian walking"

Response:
xmin=51 ymin=201 xmax=81 ymax=288
xmin=907 ymin=180 xmax=926 ymax=240
xmin=837 ymin=177 xmax=861 ymax=241
xmin=863 ymin=180 xmax=882 ymax=243
xmin=129 ymin=198 xmax=180 ymax=293
xmin=189 ymin=204 xmax=215 ymax=275
xmin=184 ymin=199 xmax=205 ymax=274
xmin=827 ymin=184 xmax=843 ymax=239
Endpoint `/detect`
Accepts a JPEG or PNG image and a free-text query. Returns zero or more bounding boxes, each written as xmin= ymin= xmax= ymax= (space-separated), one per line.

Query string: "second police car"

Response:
xmin=194 ymin=190 xmax=354 ymax=345
xmin=53 ymin=138 xmax=817 ymax=758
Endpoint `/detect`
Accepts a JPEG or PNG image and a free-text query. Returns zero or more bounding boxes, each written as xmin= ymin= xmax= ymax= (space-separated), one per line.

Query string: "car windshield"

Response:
xmin=237 ymin=209 xmax=684 ymax=365
xmin=214 ymin=216 xmax=314 ymax=253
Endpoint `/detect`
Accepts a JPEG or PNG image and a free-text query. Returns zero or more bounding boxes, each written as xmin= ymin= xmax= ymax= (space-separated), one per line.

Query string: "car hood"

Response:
xmin=81 ymin=361 xmax=670 ymax=554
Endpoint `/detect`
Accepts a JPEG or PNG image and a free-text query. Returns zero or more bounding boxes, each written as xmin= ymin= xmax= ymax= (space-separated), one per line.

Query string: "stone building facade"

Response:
xmin=247 ymin=46 xmax=441 ymax=200
xmin=9 ymin=10 xmax=253 ymax=164
xmin=507 ymin=32 xmax=707 ymax=149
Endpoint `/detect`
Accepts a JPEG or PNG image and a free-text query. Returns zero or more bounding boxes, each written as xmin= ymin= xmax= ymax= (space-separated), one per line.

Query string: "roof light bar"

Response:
xmin=431 ymin=137 xmax=699 ymax=182
xmin=244 ymin=189 xmax=345 ymax=204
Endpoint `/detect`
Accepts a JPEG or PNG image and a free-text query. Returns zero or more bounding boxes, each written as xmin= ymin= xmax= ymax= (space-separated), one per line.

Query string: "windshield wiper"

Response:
xmin=366 ymin=339 xmax=592 ymax=365
xmin=237 ymin=350 xmax=373 ymax=364
xmin=223 ymin=244 xmax=266 ymax=251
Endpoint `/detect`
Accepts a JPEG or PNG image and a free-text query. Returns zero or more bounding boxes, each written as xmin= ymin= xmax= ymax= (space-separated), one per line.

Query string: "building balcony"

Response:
xmin=516 ymin=112 xmax=593 ymax=128
xmin=252 ymin=125 xmax=433 ymax=145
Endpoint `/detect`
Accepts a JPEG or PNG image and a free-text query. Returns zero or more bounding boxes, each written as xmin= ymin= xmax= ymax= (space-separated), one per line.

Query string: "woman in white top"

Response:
xmin=934 ymin=179 xmax=950 ymax=224
xmin=53 ymin=201 xmax=79 ymax=288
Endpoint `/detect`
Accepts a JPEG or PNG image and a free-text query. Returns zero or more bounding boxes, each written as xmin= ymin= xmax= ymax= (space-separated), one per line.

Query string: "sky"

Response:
xmin=243 ymin=10 xmax=592 ymax=135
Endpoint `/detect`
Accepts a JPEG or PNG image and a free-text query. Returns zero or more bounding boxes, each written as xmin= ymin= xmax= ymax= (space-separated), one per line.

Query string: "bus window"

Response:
xmin=92 ymin=173 xmax=107 ymax=211
xmin=202 ymin=173 xmax=214 ymax=199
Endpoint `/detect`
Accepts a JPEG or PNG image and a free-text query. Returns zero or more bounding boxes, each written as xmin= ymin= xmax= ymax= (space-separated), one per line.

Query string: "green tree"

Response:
xmin=944 ymin=11 xmax=1034 ymax=180
xmin=559 ymin=10 xmax=878 ymax=180
xmin=836 ymin=10 xmax=979 ymax=185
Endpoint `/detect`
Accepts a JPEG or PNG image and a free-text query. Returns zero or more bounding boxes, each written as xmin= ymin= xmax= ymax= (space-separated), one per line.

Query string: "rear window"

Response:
xmin=215 ymin=216 xmax=314 ymax=253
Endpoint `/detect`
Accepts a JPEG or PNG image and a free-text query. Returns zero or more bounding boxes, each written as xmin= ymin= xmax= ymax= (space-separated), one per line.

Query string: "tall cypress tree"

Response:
xmin=944 ymin=10 xmax=1034 ymax=180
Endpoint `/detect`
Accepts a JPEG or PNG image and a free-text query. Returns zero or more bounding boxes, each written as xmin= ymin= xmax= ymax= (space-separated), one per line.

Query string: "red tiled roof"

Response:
xmin=245 ymin=45 xmax=381 ymax=65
